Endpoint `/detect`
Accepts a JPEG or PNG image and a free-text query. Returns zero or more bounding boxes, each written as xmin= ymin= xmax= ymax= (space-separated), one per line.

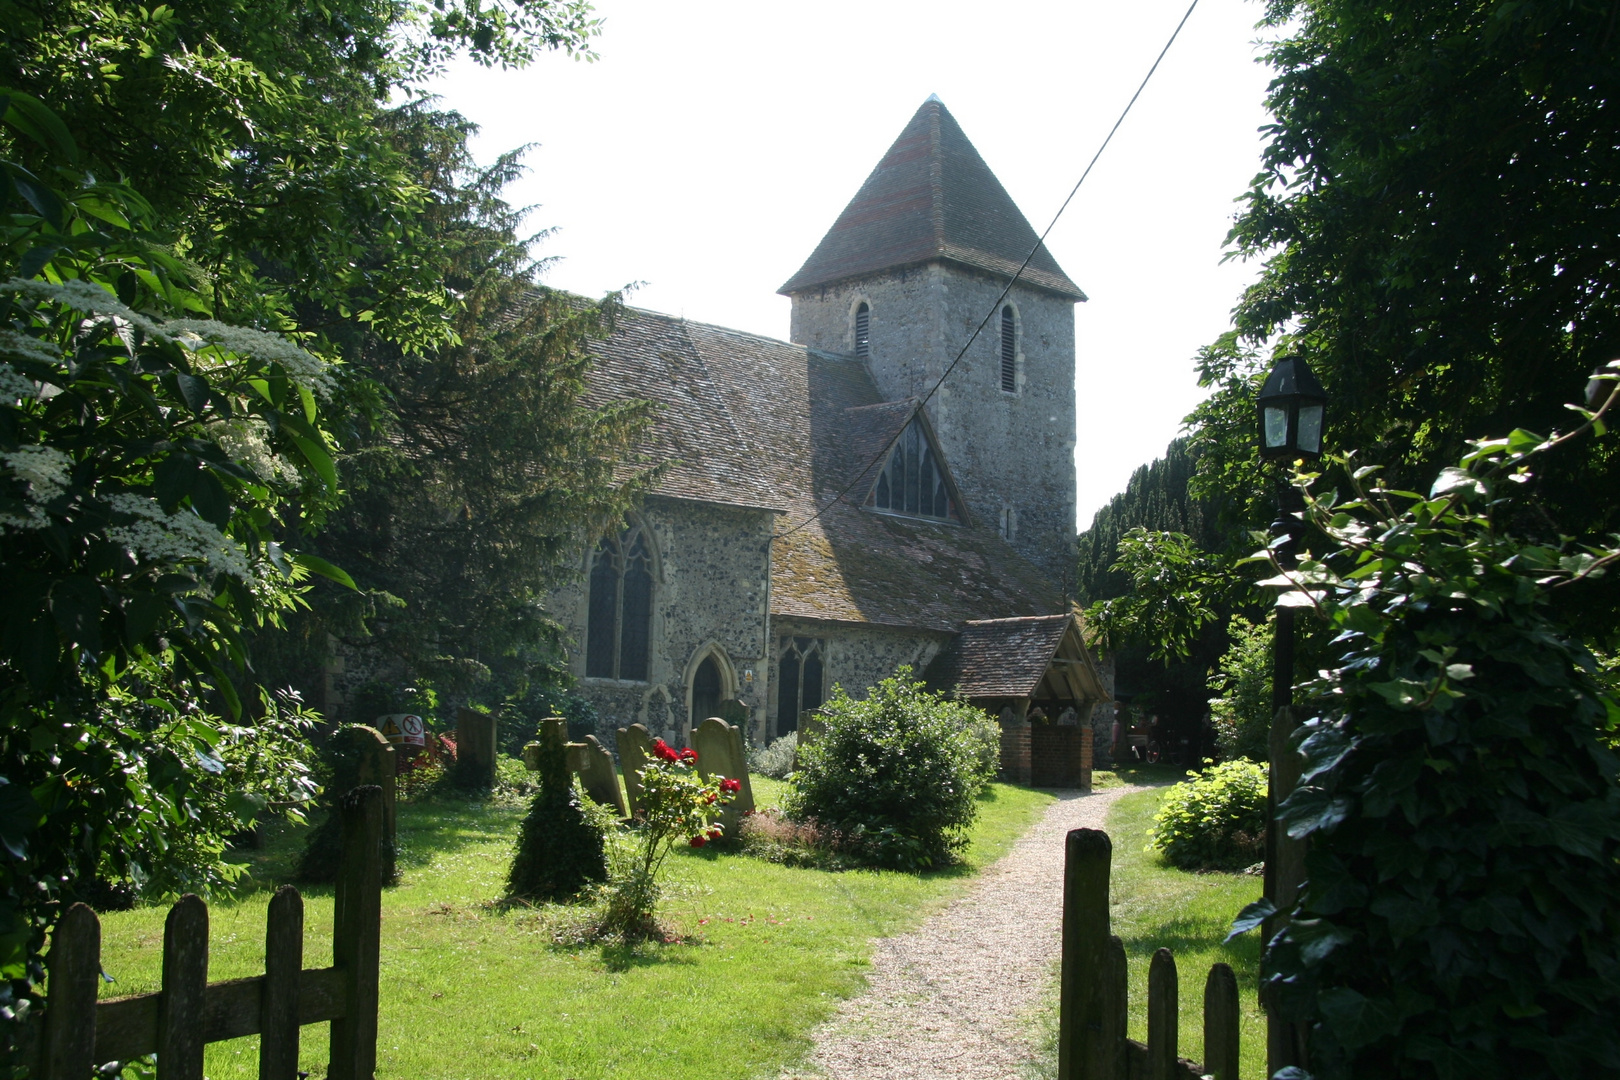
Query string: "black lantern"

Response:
xmin=1256 ymin=354 xmax=1328 ymax=462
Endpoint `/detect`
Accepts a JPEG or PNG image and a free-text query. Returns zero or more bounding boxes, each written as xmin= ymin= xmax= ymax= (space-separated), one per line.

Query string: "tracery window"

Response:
xmin=855 ymin=302 xmax=871 ymax=358
xmin=776 ymin=637 xmax=825 ymax=734
xmin=999 ymin=305 xmax=1017 ymax=392
xmin=867 ymin=417 xmax=960 ymax=521
xmin=586 ymin=521 xmax=652 ymax=680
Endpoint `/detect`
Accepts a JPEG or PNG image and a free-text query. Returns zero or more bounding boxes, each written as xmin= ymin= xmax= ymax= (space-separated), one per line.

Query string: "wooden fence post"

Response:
xmin=1058 ymin=828 xmax=1112 ymax=1080
xmin=157 ymin=895 xmax=209 ymax=1080
xmin=260 ymin=886 xmax=304 ymax=1080
xmin=329 ymin=785 xmax=383 ymax=1080
xmin=1147 ymin=947 xmax=1178 ymax=1080
xmin=1203 ymin=962 xmax=1240 ymax=1080
xmin=1104 ymin=935 xmax=1128 ymax=1080
xmin=41 ymin=902 xmax=100 ymax=1080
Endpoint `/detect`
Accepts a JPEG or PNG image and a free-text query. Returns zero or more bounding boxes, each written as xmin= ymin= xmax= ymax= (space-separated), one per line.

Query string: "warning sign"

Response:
xmin=377 ymin=713 xmax=427 ymax=747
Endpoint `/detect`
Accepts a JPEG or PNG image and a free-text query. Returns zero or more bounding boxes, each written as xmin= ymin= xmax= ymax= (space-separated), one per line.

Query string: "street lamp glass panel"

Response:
xmin=1264 ymin=406 xmax=1289 ymax=449
xmin=1297 ymin=405 xmax=1324 ymax=454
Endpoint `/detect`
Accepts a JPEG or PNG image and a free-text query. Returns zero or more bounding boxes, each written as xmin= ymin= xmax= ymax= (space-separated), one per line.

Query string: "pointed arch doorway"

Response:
xmin=683 ymin=645 xmax=737 ymax=744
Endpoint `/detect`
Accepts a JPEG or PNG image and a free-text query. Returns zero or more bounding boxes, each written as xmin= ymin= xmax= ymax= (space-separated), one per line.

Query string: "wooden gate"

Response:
xmin=16 ymin=785 xmax=386 ymax=1080
xmin=1057 ymin=828 xmax=1242 ymax=1080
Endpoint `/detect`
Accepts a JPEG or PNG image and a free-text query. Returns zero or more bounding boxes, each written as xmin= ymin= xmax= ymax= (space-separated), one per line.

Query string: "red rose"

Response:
xmin=720 ymin=778 xmax=741 ymax=793
xmin=707 ymin=827 xmax=723 ymax=840
xmin=689 ymin=835 xmax=707 ymax=848
xmin=653 ymin=739 xmax=679 ymax=763
xmin=705 ymin=792 xmax=717 ymax=804
xmin=681 ymin=748 xmax=698 ymax=763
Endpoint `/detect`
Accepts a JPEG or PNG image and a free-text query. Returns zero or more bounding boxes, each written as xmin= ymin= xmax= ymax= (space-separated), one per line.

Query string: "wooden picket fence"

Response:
xmin=1057 ymin=828 xmax=1241 ymax=1080
xmin=15 ymin=785 xmax=386 ymax=1080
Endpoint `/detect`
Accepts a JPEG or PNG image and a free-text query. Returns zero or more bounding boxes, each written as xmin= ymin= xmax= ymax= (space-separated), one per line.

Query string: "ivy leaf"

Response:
xmin=1225 ymin=897 xmax=1276 ymax=942
xmin=1319 ymin=986 xmax=1401 ymax=1049
xmin=1278 ymin=785 xmax=1354 ymax=838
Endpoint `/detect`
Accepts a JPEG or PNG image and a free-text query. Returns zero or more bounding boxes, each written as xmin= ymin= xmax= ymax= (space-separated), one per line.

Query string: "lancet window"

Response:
xmin=1000 ymin=305 xmax=1017 ymax=392
xmin=776 ymin=637 xmax=825 ymax=734
xmin=867 ymin=417 xmax=960 ymax=521
xmin=586 ymin=521 xmax=653 ymax=680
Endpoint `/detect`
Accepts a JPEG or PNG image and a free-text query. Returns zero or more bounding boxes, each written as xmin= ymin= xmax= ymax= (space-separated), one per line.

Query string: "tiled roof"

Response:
xmin=778 ymin=98 xmax=1086 ymax=301
xmin=924 ymin=614 xmax=1074 ymax=698
xmin=579 ymin=308 xmax=785 ymax=512
xmin=581 ymin=307 xmax=1065 ymax=631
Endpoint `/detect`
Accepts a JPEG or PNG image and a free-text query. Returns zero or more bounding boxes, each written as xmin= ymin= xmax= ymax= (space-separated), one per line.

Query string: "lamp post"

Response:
xmin=1255 ymin=352 xmax=1327 ymax=1075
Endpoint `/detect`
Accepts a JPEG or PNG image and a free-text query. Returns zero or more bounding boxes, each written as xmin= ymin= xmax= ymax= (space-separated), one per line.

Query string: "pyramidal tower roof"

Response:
xmin=779 ymin=98 xmax=1086 ymax=300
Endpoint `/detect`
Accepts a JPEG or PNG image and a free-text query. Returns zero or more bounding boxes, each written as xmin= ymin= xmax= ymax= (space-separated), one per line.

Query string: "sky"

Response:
xmin=426 ymin=0 xmax=1280 ymax=530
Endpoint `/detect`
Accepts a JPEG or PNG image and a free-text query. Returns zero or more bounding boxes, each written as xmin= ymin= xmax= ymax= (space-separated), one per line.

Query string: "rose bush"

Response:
xmin=601 ymin=739 xmax=736 ymax=938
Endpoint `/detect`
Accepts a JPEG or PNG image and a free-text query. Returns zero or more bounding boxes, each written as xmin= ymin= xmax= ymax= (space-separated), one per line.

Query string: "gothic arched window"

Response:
xmin=585 ymin=522 xmax=653 ymax=680
xmin=1000 ymin=305 xmax=1017 ymax=393
xmin=855 ymin=302 xmax=871 ymax=358
xmin=776 ymin=637 xmax=825 ymax=734
xmin=868 ymin=416 xmax=960 ymax=521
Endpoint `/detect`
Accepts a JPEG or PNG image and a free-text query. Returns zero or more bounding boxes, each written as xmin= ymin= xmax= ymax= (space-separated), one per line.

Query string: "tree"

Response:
xmin=1228 ymin=0 xmax=1620 ymax=551
xmin=0 ymin=97 xmax=338 ymax=1037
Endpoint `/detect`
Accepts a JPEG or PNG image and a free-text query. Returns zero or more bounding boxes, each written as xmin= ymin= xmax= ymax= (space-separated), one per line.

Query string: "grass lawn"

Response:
xmin=92 ymin=778 xmax=1055 ymax=1080
xmin=1104 ymin=785 xmax=1267 ymax=1077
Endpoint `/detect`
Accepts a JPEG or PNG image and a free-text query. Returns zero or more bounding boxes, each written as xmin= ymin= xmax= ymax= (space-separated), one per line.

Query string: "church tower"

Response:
xmin=779 ymin=97 xmax=1085 ymax=587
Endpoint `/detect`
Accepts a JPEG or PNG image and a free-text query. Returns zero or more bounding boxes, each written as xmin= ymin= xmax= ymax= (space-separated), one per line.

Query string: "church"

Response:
xmin=547 ymin=97 xmax=1109 ymax=751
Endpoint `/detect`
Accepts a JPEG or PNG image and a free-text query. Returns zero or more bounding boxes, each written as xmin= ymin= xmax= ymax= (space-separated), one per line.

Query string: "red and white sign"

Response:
xmin=377 ymin=713 xmax=427 ymax=748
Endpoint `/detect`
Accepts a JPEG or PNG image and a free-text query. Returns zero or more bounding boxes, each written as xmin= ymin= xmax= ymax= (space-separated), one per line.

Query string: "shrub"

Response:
xmin=785 ymin=669 xmax=998 ymax=870
xmin=601 ymin=738 xmax=737 ymax=938
xmin=1239 ymin=388 xmax=1620 ymax=1080
xmin=748 ymin=731 xmax=797 ymax=779
xmin=505 ymin=729 xmax=606 ymax=904
xmin=1148 ymin=759 xmax=1267 ymax=871
xmin=1207 ymin=614 xmax=1274 ymax=762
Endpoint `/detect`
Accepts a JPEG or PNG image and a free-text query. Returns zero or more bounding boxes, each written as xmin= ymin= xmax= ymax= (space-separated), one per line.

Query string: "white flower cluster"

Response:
xmin=0 ymin=445 xmax=73 ymax=530
xmin=167 ymin=320 xmax=337 ymax=400
xmin=104 ymin=492 xmax=252 ymax=582
xmin=206 ymin=418 xmax=293 ymax=483
xmin=2 ymin=279 xmax=337 ymax=401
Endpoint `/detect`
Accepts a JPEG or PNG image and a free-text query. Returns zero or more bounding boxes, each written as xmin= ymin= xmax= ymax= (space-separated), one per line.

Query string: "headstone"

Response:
xmin=455 ymin=706 xmax=498 ymax=788
xmin=693 ymin=717 xmax=754 ymax=833
xmin=617 ymin=723 xmax=655 ymax=817
xmin=351 ymin=724 xmax=397 ymax=844
xmin=793 ymin=711 xmax=827 ymax=772
xmin=574 ymin=735 xmax=629 ymax=818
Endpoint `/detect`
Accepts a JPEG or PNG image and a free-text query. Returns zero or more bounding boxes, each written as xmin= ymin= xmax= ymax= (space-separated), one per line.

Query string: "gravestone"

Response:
xmin=693 ymin=717 xmax=755 ymax=833
xmin=792 ymin=712 xmax=827 ymax=772
xmin=524 ymin=719 xmax=629 ymax=817
xmin=616 ymin=723 xmax=655 ymax=818
xmin=351 ymin=725 xmax=397 ymax=847
xmin=455 ymin=706 xmax=498 ymax=788
xmin=572 ymin=735 xmax=629 ymax=818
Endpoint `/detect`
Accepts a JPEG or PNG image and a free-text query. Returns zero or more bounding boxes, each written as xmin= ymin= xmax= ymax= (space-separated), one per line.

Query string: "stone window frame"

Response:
xmin=682 ymin=642 xmax=738 ymax=741
xmin=998 ymin=301 xmax=1023 ymax=396
xmin=582 ymin=514 xmax=661 ymax=684
xmin=849 ymin=294 xmax=874 ymax=359
xmin=774 ymin=635 xmax=827 ymax=739
xmin=864 ymin=413 xmax=967 ymax=525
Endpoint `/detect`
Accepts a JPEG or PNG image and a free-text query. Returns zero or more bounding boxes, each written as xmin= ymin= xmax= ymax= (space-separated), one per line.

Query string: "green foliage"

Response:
xmin=1208 ymin=615 xmax=1273 ymax=762
xmin=505 ymin=732 xmax=606 ymax=904
xmin=1227 ymin=0 xmax=1620 ymax=591
xmin=1085 ymin=529 xmax=1237 ymax=662
xmin=1246 ymin=376 xmax=1620 ymax=1079
xmin=1148 ymin=760 xmax=1268 ymax=871
xmin=785 ymin=670 xmax=998 ymax=870
xmin=1077 ymin=437 xmax=1222 ymax=604
xmin=0 ymin=101 xmax=334 ymax=1024
xmin=748 ymin=731 xmax=798 ymax=780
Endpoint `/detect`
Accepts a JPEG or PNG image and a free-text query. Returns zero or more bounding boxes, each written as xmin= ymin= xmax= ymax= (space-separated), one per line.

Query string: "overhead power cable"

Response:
xmin=773 ymin=0 xmax=1202 ymax=542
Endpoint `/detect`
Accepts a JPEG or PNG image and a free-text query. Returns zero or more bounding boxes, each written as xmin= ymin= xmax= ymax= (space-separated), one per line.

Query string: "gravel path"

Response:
xmin=784 ymin=785 xmax=1144 ymax=1080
